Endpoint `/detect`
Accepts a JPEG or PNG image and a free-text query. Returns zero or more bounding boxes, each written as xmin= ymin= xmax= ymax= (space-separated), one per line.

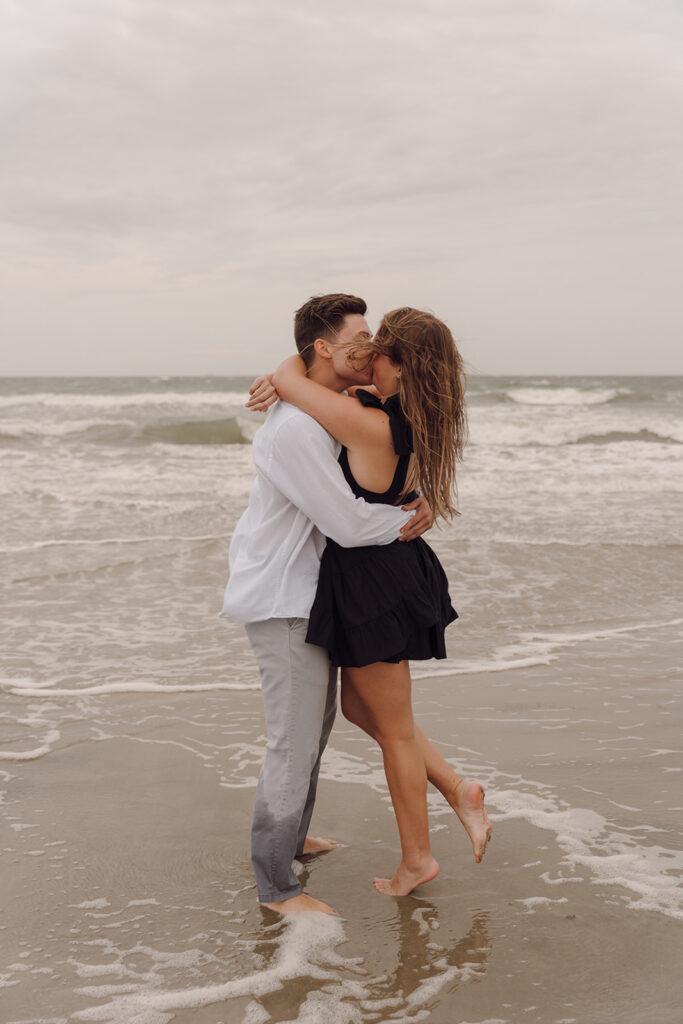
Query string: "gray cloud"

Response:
xmin=1 ymin=0 xmax=681 ymax=373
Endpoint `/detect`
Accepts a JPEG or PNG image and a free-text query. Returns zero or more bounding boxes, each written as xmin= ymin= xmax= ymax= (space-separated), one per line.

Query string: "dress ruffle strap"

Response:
xmin=355 ymin=389 xmax=413 ymax=455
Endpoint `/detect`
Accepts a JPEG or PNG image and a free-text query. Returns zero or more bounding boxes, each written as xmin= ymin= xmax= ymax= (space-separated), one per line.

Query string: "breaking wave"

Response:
xmin=506 ymin=387 xmax=622 ymax=406
xmin=0 ymin=417 xmax=249 ymax=446
xmin=137 ymin=418 xmax=248 ymax=445
xmin=573 ymin=429 xmax=681 ymax=445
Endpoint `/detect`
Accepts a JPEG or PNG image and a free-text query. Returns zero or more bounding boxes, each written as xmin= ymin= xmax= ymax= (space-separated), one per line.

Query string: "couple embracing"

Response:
xmin=221 ymin=293 xmax=491 ymax=915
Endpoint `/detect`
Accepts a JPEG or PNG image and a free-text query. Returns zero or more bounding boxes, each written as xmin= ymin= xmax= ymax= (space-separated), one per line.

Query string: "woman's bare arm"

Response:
xmin=245 ymin=364 xmax=435 ymax=537
xmin=246 ymin=375 xmax=380 ymax=412
xmin=247 ymin=355 xmax=389 ymax=451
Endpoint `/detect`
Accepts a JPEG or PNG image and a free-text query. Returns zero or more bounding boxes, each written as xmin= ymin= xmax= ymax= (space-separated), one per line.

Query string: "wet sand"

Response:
xmin=2 ymin=639 xmax=681 ymax=1024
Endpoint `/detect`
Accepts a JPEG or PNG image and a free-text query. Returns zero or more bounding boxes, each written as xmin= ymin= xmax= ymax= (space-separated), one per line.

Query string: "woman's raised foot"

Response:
xmin=448 ymin=780 xmax=492 ymax=863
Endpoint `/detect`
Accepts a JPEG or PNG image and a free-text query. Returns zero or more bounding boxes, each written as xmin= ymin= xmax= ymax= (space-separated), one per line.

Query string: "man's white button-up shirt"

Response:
xmin=221 ymin=401 xmax=412 ymax=624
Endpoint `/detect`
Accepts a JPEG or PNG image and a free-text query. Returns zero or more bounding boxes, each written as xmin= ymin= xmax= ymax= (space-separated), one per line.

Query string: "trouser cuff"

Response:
xmin=258 ymin=882 xmax=303 ymax=904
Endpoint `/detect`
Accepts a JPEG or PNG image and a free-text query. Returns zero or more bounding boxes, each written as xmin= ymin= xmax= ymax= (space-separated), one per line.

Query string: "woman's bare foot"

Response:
xmin=448 ymin=780 xmax=493 ymax=863
xmin=260 ymin=893 xmax=339 ymax=915
xmin=301 ymin=836 xmax=341 ymax=854
xmin=373 ymin=856 xmax=439 ymax=896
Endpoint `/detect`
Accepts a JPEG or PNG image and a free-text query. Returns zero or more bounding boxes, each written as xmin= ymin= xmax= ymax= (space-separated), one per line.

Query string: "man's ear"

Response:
xmin=313 ymin=336 xmax=333 ymax=360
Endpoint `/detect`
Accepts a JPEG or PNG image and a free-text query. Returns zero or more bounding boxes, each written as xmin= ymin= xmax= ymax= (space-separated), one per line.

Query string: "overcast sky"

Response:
xmin=1 ymin=0 xmax=681 ymax=375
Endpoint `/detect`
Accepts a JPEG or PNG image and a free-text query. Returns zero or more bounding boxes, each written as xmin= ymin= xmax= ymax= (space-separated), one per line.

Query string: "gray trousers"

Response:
xmin=245 ymin=617 xmax=337 ymax=902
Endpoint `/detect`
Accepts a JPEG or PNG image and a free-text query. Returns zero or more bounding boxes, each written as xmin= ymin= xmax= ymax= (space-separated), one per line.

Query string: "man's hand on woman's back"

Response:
xmin=399 ymin=496 xmax=434 ymax=541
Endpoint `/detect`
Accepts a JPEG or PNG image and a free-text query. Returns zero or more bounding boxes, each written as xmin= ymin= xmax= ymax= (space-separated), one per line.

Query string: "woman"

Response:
xmin=247 ymin=307 xmax=492 ymax=895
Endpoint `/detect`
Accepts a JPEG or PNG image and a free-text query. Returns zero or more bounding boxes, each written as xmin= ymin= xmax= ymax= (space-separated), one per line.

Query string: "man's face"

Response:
xmin=327 ymin=314 xmax=374 ymax=385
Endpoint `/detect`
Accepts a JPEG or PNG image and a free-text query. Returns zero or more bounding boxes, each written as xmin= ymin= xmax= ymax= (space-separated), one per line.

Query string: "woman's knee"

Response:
xmin=373 ymin=720 xmax=416 ymax=750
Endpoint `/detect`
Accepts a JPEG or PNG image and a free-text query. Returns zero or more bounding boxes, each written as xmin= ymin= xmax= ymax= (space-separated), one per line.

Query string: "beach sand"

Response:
xmin=3 ymin=641 xmax=681 ymax=1024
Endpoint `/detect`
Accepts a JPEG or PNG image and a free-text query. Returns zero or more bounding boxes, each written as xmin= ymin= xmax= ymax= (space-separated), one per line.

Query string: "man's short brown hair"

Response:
xmin=294 ymin=293 xmax=367 ymax=368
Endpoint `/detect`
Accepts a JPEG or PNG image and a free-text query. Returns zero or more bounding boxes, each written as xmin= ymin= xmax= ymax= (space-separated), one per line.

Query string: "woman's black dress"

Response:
xmin=305 ymin=390 xmax=457 ymax=668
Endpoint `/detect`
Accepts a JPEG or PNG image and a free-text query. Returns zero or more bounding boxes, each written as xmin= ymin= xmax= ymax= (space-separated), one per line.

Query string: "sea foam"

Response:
xmin=489 ymin=788 xmax=683 ymax=921
xmin=71 ymin=915 xmax=347 ymax=1023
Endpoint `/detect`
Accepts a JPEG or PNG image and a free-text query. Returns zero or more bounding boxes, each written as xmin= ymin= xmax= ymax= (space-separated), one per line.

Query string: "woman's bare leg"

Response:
xmin=343 ymin=661 xmax=439 ymax=895
xmin=341 ymin=672 xmax=492 ymax=863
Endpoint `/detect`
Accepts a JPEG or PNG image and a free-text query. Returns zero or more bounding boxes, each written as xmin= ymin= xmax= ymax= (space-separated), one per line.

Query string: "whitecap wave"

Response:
xmin=506 ymin=387 xmax=622 ymax=406
xmin=468 ymin=406 xmax=683 ymax=447
xmin=0 ymin=390 xmax=251 ymax=410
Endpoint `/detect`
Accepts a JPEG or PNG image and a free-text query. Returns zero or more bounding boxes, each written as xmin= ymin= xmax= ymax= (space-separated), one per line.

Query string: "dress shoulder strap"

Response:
xmin=354 ymin=389 xmax=413 ymax=456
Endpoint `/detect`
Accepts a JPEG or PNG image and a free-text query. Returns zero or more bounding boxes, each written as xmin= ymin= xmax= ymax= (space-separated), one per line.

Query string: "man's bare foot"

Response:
xmin=260 ymin=893 xmax=339 ymax=915
xmin=301 ymin=836 xmax=341 ymax=854
xmin=448 ymin=779 xmax=493 ymax=863
xmin=373 ymin=856 xmax=439 ymax=896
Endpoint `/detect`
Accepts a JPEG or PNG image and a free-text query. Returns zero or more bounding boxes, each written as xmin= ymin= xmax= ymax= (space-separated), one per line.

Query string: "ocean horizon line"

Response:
xmin=1 ymin=371 xmax=682 ymax=381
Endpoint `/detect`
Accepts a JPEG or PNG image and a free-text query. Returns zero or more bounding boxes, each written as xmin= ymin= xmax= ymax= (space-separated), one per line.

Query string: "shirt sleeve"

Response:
xmin=263 ymin=414 xmax=412 ymax=547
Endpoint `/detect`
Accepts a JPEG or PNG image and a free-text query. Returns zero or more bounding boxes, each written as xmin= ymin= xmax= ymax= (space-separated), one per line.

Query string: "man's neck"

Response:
xmin=307 ymin=362 xmax=351 ymax=394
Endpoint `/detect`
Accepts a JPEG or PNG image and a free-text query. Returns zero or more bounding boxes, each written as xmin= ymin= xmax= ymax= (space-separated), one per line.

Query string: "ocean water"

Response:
xmin=1 ymin=375 xmax=681 ymax=1023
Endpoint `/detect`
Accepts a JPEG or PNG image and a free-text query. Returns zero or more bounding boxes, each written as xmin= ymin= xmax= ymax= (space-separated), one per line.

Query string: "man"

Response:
xmin=221 ymin=293 xmax=432 ymax=915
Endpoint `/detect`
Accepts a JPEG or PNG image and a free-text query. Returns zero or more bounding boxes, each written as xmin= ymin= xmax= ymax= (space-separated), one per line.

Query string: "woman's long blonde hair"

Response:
xmin=369 ymin=308 xmax=467 ymax=520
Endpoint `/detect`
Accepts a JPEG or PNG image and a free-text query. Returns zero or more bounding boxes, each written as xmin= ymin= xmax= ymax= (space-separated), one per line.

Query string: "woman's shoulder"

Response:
xmin=346 ymin=388 xmax=412 ymax=455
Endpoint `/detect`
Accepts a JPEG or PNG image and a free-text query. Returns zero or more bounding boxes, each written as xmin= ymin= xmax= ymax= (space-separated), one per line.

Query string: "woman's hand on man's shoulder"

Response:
xmin=245 ymin=374 xmax=278 ymax=412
